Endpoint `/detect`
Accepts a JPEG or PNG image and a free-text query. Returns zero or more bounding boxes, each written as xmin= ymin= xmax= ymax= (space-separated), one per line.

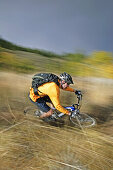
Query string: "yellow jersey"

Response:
xmin=29 ymin=82 xmax=74 ymax=114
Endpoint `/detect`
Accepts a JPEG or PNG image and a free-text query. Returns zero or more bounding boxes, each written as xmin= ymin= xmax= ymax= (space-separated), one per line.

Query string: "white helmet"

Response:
xmin=60 ymin=72 xmax=74 ymax=84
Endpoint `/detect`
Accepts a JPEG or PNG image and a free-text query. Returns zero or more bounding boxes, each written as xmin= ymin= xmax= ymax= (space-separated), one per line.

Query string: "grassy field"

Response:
xmin=0 ymin=45 xmax=113 ymax=79
xmin=0 ymin=40 xmax=113 ymax=169
xmin=0 ymin=72 xmax=113 ymax=170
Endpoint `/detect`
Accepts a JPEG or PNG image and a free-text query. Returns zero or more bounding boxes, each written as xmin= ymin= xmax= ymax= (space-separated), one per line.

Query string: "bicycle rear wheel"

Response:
xmin=70 ymin=113 xmax=96 ymax=128
xmin=24 ymin=106 xmax=38 ymax=116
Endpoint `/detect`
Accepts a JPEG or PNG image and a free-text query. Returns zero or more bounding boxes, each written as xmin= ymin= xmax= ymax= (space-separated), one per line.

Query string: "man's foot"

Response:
xmin=34 ymin=110 xmax=43 ymax=117
xmin=42 ymin=115 xmax=57 ymax=123
xmin=42 ymin=115 xmax=64 ymax=124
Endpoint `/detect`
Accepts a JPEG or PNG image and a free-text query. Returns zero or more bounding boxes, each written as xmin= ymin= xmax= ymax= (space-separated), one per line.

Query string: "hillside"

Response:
xmin=0 ymin=72 xmax=113 ymax=169
xmin=0 ymin=38 xmax=113 ymax=78
xmin=0 ymin=39 xmax=113 ymax=169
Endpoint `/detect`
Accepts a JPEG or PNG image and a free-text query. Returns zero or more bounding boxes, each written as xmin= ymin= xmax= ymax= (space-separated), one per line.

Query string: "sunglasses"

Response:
xmin=63 ymin=82 xmax=70 ymax=85
xmin=67 ymin=82 xmax=70 ymax=85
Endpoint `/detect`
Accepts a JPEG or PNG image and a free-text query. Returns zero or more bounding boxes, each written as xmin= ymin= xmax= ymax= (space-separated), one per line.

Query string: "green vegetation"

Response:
xmin=0 ymin=38 xmax=62 ymax=58
xmin=0 ymin=38 xmax=113 ymax=169
xmin=0 ymin=49 xmax=36 ymax=73
xmin=0 ymin=38 xmax=113 ymax=78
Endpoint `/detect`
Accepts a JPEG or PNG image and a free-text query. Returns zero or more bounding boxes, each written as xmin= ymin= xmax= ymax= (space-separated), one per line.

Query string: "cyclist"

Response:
xmin=29 ymin=72 xmax=81 ymax=122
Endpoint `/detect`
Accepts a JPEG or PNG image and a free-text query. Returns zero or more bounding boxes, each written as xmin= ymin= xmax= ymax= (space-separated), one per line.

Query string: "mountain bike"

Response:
xmin=24 ymin=94 xmax=96 ymax=128
xmin=51 ymin=94 xmax=96 ymax=128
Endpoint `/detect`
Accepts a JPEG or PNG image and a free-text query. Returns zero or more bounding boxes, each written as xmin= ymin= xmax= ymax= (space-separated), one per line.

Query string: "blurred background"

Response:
xmin=0 ymin=0 xmax=113 ymax=169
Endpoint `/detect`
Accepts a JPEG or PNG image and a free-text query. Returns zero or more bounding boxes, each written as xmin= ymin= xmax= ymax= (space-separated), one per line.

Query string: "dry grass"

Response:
xmin=0 ymin=72 xmax=113 ymax=170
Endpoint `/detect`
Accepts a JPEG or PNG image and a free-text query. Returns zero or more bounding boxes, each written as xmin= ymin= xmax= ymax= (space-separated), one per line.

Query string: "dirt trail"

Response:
xmin=0 ymin=71 xmax=113 ymax=170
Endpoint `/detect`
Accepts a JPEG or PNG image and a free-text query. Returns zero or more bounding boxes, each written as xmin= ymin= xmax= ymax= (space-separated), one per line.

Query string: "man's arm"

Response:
xmin=63 ymin=86 xmax=75 ymax=92
xmin=47 ymin=83 xmax=70 ymax=115
xmin=64 ymin=87 xmax=82 ymax=95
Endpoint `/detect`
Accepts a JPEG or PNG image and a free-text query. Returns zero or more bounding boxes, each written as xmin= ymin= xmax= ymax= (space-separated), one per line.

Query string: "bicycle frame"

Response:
xmin=52 ymin=94 xmax=96 ymax=127
xmin=57 ymin=94 xmax=82 ymax=118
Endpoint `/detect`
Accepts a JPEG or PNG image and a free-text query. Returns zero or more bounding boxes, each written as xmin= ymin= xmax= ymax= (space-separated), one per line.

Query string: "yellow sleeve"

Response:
xmin=63 ymin=86 xmax=75 ymax=92
xmin=42 ymin=83 xmax=69 ymax=114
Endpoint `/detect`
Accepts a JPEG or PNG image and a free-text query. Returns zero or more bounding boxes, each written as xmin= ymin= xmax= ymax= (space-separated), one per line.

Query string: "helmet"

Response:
xmin=59 ymin=72 xmax=74 ymax=84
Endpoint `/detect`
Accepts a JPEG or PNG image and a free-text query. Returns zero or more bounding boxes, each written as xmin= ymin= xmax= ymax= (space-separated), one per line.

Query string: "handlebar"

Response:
xmin=77 ymin=94 xmax=82 ymax=101
xmin=73 ymin=93 xmax=82 ymax=110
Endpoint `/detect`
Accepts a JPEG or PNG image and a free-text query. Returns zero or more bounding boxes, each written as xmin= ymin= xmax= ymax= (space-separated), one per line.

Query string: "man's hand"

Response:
xmin=75 ymin=90 xmax=82 ymax=95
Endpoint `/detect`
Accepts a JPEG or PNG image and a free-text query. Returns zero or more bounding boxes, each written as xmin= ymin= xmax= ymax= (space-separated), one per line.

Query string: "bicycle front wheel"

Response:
xmin=70 ymin=113 xmax=96 ymax=128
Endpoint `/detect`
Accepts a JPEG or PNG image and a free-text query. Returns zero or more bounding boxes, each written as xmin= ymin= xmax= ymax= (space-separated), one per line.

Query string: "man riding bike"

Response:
xmin=29 ymin=72 xmax=81 ymax=122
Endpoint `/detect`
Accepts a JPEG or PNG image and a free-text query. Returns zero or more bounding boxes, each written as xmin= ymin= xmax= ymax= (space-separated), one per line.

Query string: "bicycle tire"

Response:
xmin=24 ymin=106 xmax=38 ymax=116
xmin=70 ymin=113 xmax=96 ymax=128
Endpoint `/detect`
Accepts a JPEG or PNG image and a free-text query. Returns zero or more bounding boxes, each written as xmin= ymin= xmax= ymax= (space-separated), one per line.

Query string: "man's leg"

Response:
xmin=35 ymin=97 xmax=55 ymax=119
xmin=29 ymin=96 xmax=57 ymax=122
xmin=40 ymin=109 xmax=53 ymax=118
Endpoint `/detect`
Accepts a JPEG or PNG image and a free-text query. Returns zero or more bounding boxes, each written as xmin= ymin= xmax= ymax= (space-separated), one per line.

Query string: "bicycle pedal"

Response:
xmin=51 ymin=114 xmax=58 ymax=119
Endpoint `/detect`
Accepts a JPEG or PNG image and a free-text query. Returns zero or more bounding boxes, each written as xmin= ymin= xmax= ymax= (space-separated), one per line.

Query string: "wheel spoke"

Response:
xmin=70 ymin=113 xmax=96 ymax=128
